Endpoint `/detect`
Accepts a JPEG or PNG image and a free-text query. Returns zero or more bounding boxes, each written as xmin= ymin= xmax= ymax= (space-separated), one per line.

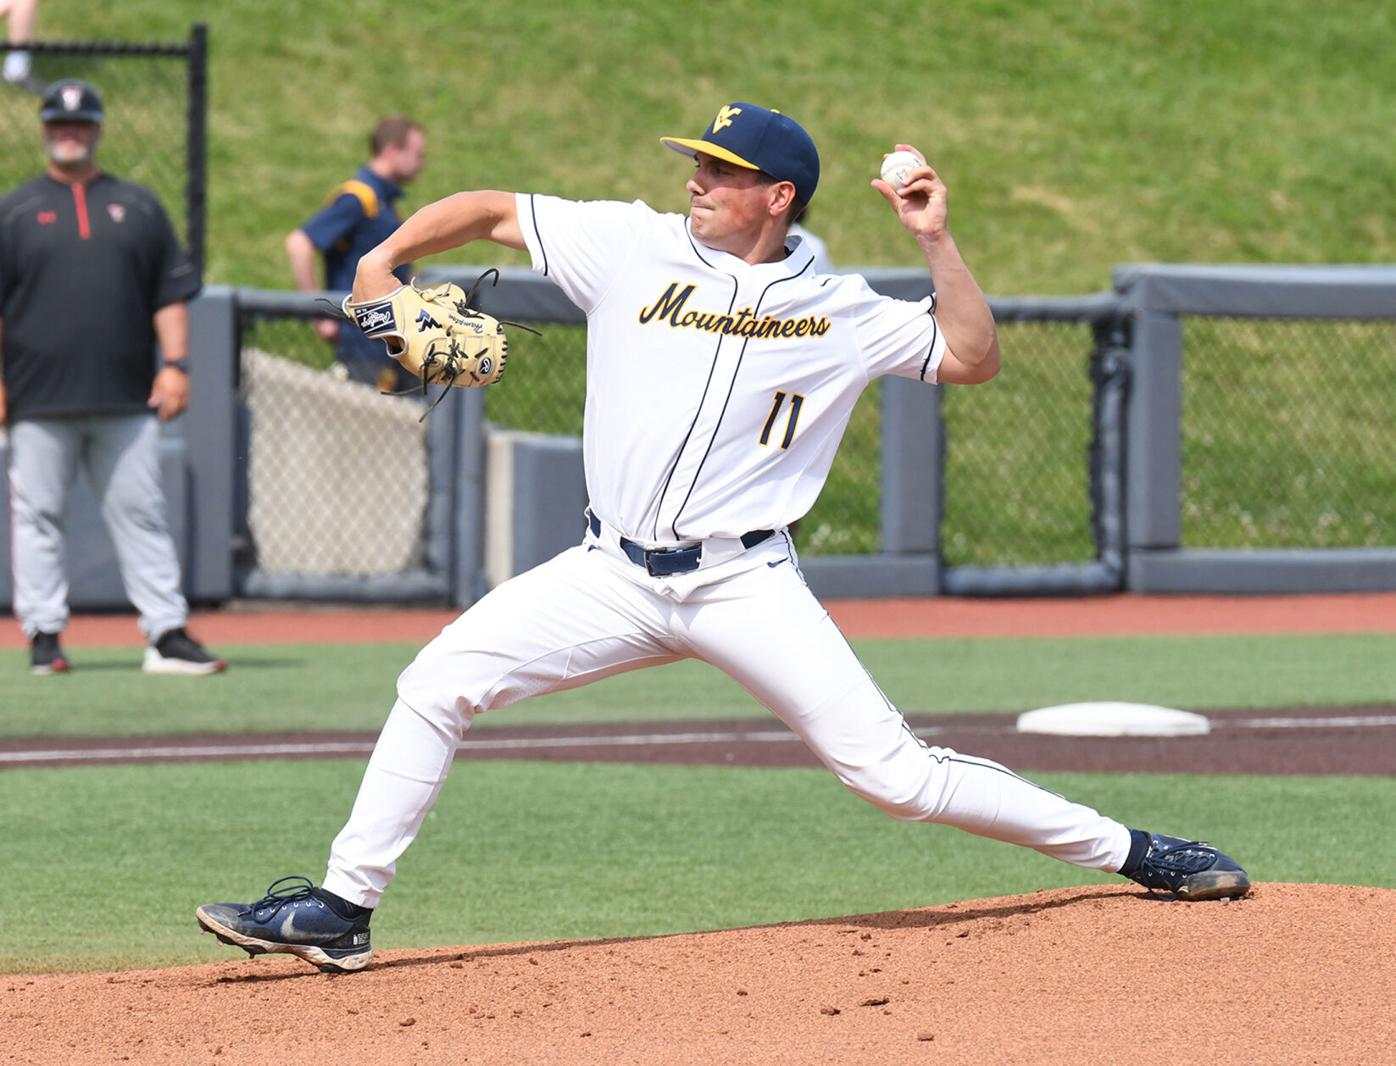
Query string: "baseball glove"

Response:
xmin=341 ymin=269 xmax=535 ymax=409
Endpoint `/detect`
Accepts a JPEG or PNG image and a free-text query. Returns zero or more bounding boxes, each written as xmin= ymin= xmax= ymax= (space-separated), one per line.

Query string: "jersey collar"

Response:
xmin=356 ymin=164 xmax=403 ymax=203
xmin=686 ymin=218 xmax=816 ymax=280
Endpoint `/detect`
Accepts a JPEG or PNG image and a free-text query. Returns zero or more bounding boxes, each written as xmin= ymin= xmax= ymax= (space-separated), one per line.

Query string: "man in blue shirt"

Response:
xmin=285 ymin=116 xmax=426 ymax=390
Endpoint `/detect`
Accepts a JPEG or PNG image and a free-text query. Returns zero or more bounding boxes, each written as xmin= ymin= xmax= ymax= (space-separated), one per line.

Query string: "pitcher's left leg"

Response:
xmin=679 ymin=564 xmax=1131 ymax=872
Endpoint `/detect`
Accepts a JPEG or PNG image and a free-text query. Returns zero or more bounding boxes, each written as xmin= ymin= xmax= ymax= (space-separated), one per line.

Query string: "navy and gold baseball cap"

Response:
xmin=661 ymin=102 xmax=819 ymax=205
xmin=39 ymin=79 xmax=105 ymax=124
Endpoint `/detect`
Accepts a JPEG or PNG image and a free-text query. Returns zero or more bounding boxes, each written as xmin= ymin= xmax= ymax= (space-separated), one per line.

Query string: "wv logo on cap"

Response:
xmin=712 ymin=105 xmax=742 ymax=134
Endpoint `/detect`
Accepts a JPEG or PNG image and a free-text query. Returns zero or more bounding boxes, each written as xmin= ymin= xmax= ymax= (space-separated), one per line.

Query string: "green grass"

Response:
xmin=1 ymin=758 xmax=1390 ymax=972
xmin=1181 ymin=319 xmax=1396 ymax=549
xmin=25 ymin=1 xmax=1396 ymax=293
xmin=3 ymin=632 xmax=1392 ymax=739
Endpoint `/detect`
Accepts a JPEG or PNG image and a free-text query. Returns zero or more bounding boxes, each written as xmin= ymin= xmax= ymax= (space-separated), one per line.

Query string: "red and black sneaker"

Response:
xmin=30 ymin=631 xmax=70 ymax=676
xmin=142 ymin=627 xmax=228 ymax=676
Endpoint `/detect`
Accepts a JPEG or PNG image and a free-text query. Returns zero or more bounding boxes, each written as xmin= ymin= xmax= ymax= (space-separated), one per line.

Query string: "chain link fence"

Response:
xmin=483 ymin=323 xmax=588 ymax=437
xmin=0 ymin=31 xmax=206 ymax=267
xmin=1181 ymin=317 xmax=1395 ymax=549
xmin=197 ymin=270 xmax=1396 ymax=602
xmin=236 ymin=313 xmax=434 ymax=581
xmin=941 ymin=320 xmax=1103 ymax=568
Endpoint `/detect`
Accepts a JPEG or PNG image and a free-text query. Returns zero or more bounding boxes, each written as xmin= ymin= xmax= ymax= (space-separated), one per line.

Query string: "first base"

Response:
xmin=1016 ymin=702 xmax=1211 ymax=738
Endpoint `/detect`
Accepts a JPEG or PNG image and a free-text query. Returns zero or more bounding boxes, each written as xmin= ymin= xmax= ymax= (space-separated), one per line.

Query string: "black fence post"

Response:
xmin=186 ymin=22 xmax=209 ymax=278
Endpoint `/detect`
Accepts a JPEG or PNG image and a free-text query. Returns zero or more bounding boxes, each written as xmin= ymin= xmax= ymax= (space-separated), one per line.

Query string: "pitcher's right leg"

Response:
xmin=679 ymin=561 xmax=1133 ymax=872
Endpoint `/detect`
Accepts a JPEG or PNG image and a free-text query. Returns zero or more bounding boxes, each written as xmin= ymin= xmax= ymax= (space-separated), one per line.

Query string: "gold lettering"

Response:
xmin=638 ymin=282 xmax=695 ymax=325
xmin=637 ymin=284 xmax=831 ymax=341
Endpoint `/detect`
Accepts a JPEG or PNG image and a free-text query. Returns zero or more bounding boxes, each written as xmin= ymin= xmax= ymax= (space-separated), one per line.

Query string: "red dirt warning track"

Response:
xmin=4 ymin=591 xmax=1396 ymax=649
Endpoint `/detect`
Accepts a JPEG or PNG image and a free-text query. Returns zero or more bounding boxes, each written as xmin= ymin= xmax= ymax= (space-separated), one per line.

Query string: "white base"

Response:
xmin=1016 ymin=702 xmax=1211 ymax=738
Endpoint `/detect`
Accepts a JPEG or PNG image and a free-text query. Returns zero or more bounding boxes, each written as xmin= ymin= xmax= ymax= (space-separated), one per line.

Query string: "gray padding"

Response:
xmin=239 ymin=569 xmax=448 ymax=601
xmin=800 ymin=555 xmax=940 ymax=598
xmin=1128 ymin=549 xmax=1396 ymax=593
xmin=184 ymin=287 xmax=237 ymax=600
xmin=880 ymin=376 xmax=939 ymax=554
xmin=1114 ymin=263 xmax=1396 ymax=318
xmin=942 ymin=562 xmax=1119 ymax=596
xmin=510 ymin=435 xmax=587 ymax=576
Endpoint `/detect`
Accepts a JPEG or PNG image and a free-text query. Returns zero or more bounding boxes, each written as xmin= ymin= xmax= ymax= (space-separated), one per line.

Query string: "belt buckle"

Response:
xmin=644 ymin=544 xmax=702 ymax=577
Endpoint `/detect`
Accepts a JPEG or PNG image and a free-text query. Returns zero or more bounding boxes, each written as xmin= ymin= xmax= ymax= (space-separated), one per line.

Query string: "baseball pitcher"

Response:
xmin=198 ymin=103 xmax=1248 ymax=972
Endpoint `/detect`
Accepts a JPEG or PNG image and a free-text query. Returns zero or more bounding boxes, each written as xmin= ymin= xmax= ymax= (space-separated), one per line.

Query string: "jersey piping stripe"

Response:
xmin=665 ymin=258 xmax=814 ymax=539
xmin=941 ymin=752 xmax=1072 ymax=802
xmin=71 ymin=182 xmax=90 ymax=240
xmin=527 ymin=194 xmax=549 ymax=277
xmin=819 ymin=601 xmax=1072 ymax=804
xmin=918 ymin=312 xmax=940 ymax=381
xmin=648 ymin=227 xmax=739 ymax=541
xmin=682 ymin=223 xmax=720 ymax=270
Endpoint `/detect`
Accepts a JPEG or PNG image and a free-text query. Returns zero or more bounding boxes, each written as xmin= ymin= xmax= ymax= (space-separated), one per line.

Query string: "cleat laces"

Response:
xmin=246 ymin=875 xmax=319 ymax=920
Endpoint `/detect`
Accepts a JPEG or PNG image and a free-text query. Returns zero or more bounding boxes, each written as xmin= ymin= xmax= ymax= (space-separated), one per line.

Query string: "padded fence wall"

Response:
xmin=1116 ymin=263 xmax=1396 ymax=593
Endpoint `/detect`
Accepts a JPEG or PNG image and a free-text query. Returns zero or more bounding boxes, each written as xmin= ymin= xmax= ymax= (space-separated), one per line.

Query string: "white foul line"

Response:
xmin=0 ymin=715 xmax=1390 ymax=768
xmin=1230 ymin=715 xmax=1396 ymax=730
xmin=0 ymin=729 xmax=822 ymax=767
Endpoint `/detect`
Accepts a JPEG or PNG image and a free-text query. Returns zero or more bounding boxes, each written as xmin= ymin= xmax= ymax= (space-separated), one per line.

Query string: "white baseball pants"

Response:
xmin=323 ymin=534 xmax=1132 ymax=907
xmin=8 ymin=414 xmax=189 ymax=640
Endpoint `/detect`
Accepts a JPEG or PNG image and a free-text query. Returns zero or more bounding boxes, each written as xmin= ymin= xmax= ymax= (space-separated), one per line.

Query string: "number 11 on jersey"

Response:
xmin=759 ymin=390 xmax=805 ymax=449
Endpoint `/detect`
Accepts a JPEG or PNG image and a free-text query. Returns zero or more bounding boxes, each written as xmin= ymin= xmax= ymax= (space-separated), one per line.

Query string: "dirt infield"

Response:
xmin=4 ymin=706 xmax=1394 ymax=775
xmin=11 ymin=884 xmax=1396 ymax=1064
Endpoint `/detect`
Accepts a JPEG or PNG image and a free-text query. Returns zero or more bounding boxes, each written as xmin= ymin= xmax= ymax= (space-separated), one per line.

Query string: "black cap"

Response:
xmin=39 ymin=79 xmax=104 ymax=124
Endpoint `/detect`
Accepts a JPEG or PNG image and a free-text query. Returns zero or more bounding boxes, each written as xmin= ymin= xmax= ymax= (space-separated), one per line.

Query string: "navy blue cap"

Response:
xmin=39 ymin=79 xmax=104 ymax=124
xmin=661 ymin=102 xmax=819 ymax=205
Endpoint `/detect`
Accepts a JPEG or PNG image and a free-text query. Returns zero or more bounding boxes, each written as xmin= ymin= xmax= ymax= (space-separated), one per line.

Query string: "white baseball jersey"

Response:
xmin=515 ymin=194 xmax=946 ymax=545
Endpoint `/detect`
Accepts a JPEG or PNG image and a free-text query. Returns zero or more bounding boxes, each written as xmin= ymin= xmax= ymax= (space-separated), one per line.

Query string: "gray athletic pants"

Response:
xmin=8 ymin=414 xmax=188 ymax=641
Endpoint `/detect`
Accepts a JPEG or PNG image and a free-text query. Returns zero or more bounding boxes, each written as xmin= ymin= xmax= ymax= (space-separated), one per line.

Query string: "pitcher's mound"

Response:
xmin=18 ymin=883 xmax=1395 ymax=1064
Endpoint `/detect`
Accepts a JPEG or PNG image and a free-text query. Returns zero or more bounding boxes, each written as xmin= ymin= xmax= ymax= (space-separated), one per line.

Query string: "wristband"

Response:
xmin=162 ymin=359 xmax=190 ymax=374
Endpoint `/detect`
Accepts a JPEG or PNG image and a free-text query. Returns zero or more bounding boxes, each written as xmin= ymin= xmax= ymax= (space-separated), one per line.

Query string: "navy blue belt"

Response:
xmin=586 ymin=510 xmax=773 ymax=577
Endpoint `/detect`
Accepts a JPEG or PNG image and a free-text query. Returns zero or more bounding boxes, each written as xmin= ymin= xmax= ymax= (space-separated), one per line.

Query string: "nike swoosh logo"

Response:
xmin=767 ymin=558 xmax=789 ymax=569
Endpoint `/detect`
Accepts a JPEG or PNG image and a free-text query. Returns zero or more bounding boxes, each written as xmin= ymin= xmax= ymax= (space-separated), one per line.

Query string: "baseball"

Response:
xmin=880 ymin=150 xmax=922 ymax=192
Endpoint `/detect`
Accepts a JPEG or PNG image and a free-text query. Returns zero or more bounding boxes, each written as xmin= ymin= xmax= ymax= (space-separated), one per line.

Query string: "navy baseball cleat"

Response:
xmin=196 ymin=876 xmax=373 ymax=972
xmin=1121 ymin=831 xmax=1251 ymax=901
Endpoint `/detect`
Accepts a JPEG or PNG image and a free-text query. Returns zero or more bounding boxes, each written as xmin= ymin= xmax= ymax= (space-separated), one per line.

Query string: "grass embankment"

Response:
xmin=33 ymin=2 xmax=1396 ymax=291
